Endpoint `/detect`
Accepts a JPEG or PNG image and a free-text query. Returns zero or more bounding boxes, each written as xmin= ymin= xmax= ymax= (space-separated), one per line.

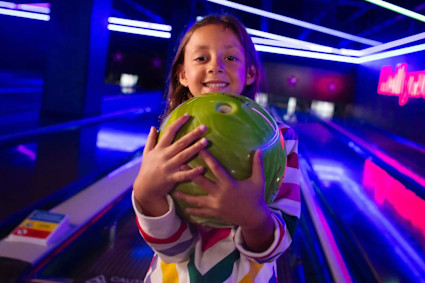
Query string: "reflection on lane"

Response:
xmin=281 ymin=110 xmax=425 ymax=282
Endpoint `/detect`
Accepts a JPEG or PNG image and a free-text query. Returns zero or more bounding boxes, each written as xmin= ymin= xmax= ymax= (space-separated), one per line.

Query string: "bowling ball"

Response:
xmin=158 ymin=92 xmax=286 ymax=227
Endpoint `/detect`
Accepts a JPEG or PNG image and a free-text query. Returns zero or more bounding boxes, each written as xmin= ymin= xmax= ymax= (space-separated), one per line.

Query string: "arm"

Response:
xmin=132 ymin=193 xmax=198 ymax=263
xmin=131 ymin=115 xmax=208 ymax=262
xmin=235 ymin=124 xmax=301 ymax=262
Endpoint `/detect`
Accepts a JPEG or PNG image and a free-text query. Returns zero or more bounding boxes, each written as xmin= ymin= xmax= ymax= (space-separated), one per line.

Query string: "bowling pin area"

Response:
xmin=1 ymin=1 xmax=425 ymax=282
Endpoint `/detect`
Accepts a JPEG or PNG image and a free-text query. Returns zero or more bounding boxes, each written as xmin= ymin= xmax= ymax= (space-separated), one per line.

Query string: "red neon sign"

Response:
xmin=377 ymin=63 xmax=425 ymax=106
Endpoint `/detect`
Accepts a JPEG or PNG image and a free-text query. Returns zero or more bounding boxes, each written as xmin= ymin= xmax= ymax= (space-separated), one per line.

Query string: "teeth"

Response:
xmin=205 ymin=83 xmax=227 ymax=88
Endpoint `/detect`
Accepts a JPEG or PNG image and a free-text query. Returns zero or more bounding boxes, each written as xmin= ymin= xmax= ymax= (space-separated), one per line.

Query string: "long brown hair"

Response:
xmin=162 ymin=14 xmax=263 ymax=119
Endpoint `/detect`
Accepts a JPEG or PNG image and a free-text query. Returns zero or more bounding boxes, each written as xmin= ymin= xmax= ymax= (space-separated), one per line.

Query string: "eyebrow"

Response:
xmin=191 ymin=44 xmax=239 ymax=51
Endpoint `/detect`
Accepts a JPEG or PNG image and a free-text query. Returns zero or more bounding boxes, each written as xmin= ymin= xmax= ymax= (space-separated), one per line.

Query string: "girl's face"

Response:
xmin=178 ymin=24 xmax=256 ymax=97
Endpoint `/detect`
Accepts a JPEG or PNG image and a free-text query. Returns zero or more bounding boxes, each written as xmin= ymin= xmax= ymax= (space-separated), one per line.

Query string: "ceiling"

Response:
xmin=112 ymin=0 xmax=425 ymax=51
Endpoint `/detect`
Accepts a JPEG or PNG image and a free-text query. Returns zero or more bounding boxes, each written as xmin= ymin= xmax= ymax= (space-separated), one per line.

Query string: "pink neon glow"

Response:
xmin=0 ymin=2 xmax=50 ymax=13
xmin=16 ymin=145 xmax=36 ymax=160
xmin=362 ymin=159 xmax=425 ymax=236
xmin=377 ymin=63 xmax=425 ymax=106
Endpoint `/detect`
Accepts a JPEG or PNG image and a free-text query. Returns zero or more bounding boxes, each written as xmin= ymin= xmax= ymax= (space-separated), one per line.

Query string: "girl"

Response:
xmin=132 ymin=15 xmax=300 ymax=282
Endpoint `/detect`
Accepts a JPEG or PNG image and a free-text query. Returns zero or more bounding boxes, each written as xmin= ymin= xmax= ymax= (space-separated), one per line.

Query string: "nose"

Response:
xmin=208 ymin=57 xmax=223 ymax=73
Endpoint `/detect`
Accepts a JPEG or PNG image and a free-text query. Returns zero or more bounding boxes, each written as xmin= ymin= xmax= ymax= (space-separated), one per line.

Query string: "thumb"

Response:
xmin=251 ymin=149 xmax=265 ymax=184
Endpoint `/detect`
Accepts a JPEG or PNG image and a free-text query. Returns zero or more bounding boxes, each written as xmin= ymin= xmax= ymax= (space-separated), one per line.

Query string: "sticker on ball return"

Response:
xmin=159 ymin=92 xmax=287 ymax=227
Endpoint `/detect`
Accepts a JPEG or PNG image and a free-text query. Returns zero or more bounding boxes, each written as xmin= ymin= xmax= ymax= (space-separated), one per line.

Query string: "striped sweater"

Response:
xmin=132 ymin=123 xmax=301 ymax=282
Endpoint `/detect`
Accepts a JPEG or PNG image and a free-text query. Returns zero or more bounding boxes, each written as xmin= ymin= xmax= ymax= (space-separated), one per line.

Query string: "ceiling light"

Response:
xmin=365 ymin=0 xmax=425 ymax=23
xmin=207 ymin=0 xmax=381 ymax=46
xmin=107 ymin=24 xmax=171 ymax=38
xmin=0 ymin=7 xmax=49 ymax=20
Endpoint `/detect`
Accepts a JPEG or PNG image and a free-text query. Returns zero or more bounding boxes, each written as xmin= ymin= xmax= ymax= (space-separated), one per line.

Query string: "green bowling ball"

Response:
xmin=158 ymin=92 xmax=287 ymax=227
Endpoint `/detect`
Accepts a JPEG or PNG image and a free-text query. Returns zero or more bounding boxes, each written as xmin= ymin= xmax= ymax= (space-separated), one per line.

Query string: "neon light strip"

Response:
xmin=206 ymin=0 xmax=381 ymax=46
xmin=108 ymin=17 xmax=172 ymax=32
xmin=365 ymin=0 xmax=425 ymax=23
xmin=107 ymin=24 xmax=171 ymax=38
xmin=252 ymin=37 xmax=335 ymax=54
xmin=254 ymin=44 xmax=359 ymax=64
xmin=252 ymin=36 xmax=364 ymax=57
xmin=0 ymin=1 xmax=14 ymax=9
xmin=361 ymin=32 xmax=425 ymax=55
xmin=0 ymin=7 xmax=49 ymax=20
xmin=359 ymin=43 xmax=425 ymax=63
xmin=18 ymin=4 xmax=50 ymax=14
xmin=248 ymin=28 xmax=338 ymax=54
xmin=253 ymin=34 xmax=425 ymax=63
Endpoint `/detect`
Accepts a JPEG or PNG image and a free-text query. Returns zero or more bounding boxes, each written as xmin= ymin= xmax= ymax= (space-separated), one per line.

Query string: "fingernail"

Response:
xmin=200 ymin=138 xmax=208 ymax=145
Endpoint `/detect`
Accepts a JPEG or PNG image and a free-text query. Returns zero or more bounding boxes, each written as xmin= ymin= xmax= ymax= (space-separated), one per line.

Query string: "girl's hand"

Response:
xmin=175 ymin=149 xmax=274 ymax=251
xmin=133 ymin=114 xmax=208 ymax=217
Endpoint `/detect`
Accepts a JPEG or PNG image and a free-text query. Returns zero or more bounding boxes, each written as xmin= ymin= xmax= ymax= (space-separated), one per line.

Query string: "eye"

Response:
xmin=194 ymin=56 xmax=206 ymax=62
xmin=225 ymin=56 xmax=239 ymax=61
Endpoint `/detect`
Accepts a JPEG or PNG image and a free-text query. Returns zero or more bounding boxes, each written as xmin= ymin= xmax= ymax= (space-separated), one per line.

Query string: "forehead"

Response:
xmin=185 ymin=24 xmax=244 ymax=52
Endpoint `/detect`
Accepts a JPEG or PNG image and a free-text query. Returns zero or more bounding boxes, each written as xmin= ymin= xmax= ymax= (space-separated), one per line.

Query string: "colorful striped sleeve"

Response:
xmin=234 ymin=123 xmax=301 ymax=263
xmin=268 ymin=123 xmax=301 ymax=254
xmin=132 ymin=193 xmax=198 ymax=263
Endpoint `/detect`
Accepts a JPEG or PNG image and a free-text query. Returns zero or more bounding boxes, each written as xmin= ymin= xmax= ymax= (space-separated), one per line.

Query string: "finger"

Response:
xmin=191 ymin=174 xmax=215 ymax=193
xmin=179 ymin=164 xmax=192 ymax=171
xmin=144 ymin=126 xmax=158 ymax=153
xmin=169 ymin=124 xmax=207 ymax=156
xmin=174 ymin=192 xmax=210 ymax=208
xmin=198 ymin=150 xmax=232 ymax=184
xmin=169 ymin=137 xmax=208 ymax=167
xmin=172 ymin=166 xmax=204 ymax=183
xmin=251 ymin=150 xmax=265 ymax=184
xmin=158 ymin=113 xmax=190 ymax=147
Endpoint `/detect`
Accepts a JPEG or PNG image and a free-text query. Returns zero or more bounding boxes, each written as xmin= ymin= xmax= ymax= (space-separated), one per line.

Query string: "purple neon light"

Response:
xmin=18 ymin=3 xmax=50 ymax=14
xmin=16 ymin=145 xmax=36 ymax=160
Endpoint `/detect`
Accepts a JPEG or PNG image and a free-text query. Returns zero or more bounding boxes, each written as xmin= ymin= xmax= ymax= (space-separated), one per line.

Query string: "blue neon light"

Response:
xmin=108 ymin=17 xmax=172 ymax=31
xmin=365 ymin=0 xmax=425 ymax=23
xmin=0 ymin=7 xmax=49 ymax=21
xmin=1 ymin=5 xmax=424 ymax=64
xmin=254 ymin=44 xmax=359 ymax=64
xmin=206 ymin=0 xmax=381 ymax=46
xmin=359 ymin=43 xmax=425 ymax=63
xmin=361 ymin=32 xmax=425 ymax=55
xmin=107 ymin=24 xmax=171 ymax=38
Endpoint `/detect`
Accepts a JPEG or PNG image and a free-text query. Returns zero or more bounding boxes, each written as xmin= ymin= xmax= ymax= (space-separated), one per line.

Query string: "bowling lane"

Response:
xmin=315 ymin=114 xmax=425 ymax=189
xmin=0 ymin=92 xmax=162 ymax=238
xmin=274 ymin=108 xmax=425 ymax=282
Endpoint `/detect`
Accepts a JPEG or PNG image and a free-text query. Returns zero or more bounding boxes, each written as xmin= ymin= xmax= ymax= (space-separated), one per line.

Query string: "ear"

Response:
xmin=177 ymin=65 xmax=189 ymax=87
xmin=245 ymin=65 xmax=257 ymax=86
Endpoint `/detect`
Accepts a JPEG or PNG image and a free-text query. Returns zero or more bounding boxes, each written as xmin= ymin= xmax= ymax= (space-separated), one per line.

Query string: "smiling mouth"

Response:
xmin=203 ymin=82 xmax=229 ymax=88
